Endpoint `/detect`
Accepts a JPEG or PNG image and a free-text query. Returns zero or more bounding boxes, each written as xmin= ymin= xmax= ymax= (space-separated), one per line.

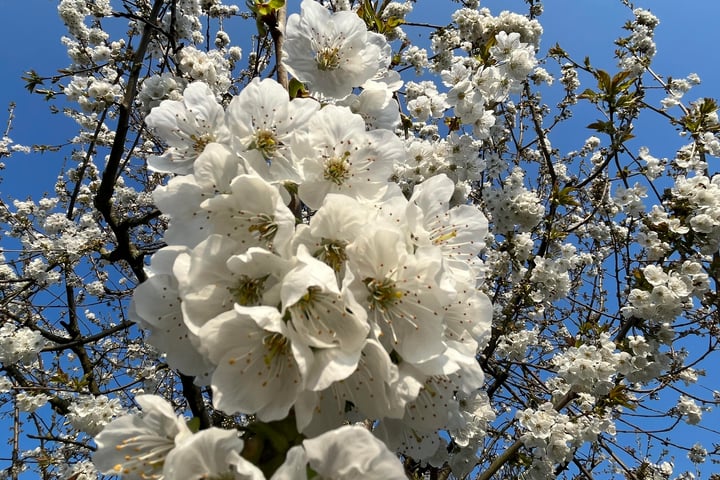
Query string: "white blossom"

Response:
xmin=283 ymin=0 xmax=392 ymax=99
xmin=145 ymin=81 xmax=231 ymax=174
xmin=93 ymin=395 xmax=192 ymax=479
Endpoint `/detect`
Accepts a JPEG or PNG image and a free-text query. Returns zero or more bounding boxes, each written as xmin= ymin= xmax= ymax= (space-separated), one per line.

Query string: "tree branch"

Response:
xmin=93 ymin=0 xmax=165 ymax=283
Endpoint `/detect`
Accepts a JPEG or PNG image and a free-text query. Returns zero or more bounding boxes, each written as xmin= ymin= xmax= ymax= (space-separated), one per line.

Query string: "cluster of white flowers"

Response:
xmin=450 ymin=7 xmax=541 ymax=55
xmin=516 ymin=401 xmax=616 ymax=479
xmin=551 ymin=333 xmax=632 ymax=395
xmin=632 ymin=460 xmax=674 ymax=480
xmin=65 ymin=75 xmax=124 ymax=113
xmin=529 ymin=246 xmax=580 ymax=303
xmin=395 ymin=133 xmax=485 ymax=196
xmin=94 ymin=395 xmax=407 ymax=479
xmin=485 ymin=168 xmax=545 ymax=234
xmin=58 ymin=0 xmax=111 ymax=43
xmin=495 ymin=327 xmax=539 ymax=361
xmin=638 ymin=146 xmax=666 ymax=179
xmin=661 ymin=73 xmax=702 ymax=110
xmin=0 ymin=323 xmax=45 ymax=365
xmin=138 ymin=73 xmax=187 ymax=114
xmin=406 ymin=80 xmax=448 ymax=121
xmin=686 ymin=443 xmax=707 ymax=465
xmin=91 ymin=1 xmax=513 ymax=477
xmin=623 ymin=334 xmax=672 ymax=384
xmin=666 ymin=175 xmax=720 ymax=252
xmin=33 ymin=0 xmax=720 ymax=477
xmin=58 ymin=460 xmax=99 ymax=480
xmin=676 ymin=394 xmax=703 ymax=425
xmin=7 ymin=195 xmax=105 ymax=266
xmin=613 ymin=182 xmax=648 ymax=215
xmin=0 ymin=135 xmax=30 ymax=156
xmin=178 ymin=46 xmax=233 ymax=96
xmin=66 ymin=394 xmax=124 ymax=436
xmin=161 ymin=0 xmax=202 ymax=44
xmin=58 ymin=0 xmax=119 ymax=67
xmin=436 ymin=29 xmax=537 ymax=139
xmin=0 ymin=376 xmax=13 ymax=393
xmin=129 ymin=76 xmax=492 ymax=469
xmin=16 ymin=392 xmax=50 ymax=413
xmin=617 ymin=8 xmax=659 ymax=73
xmin=623 ymin=262 xmax=709 ymax=324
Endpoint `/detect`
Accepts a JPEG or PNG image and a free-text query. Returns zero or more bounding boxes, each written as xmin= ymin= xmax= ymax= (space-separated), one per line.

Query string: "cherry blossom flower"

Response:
xmin=145 ymin=81 xmax=231 ymax=174
xmin=297 ymin=105 xmax=402 ymax=209
xmin=295 ymin=339 xmax=417 ymax=436
xmin=272 ymin=425 xmax=407 ymax=480
xmin=289 ymin=193 xmax=375 ymax=276
xmin=67 ymin=394 xmax=123 ymax=436
xmin=406 ymin=174 xmax=488 ymax=282
xmin=0 ymin=323 xmax=46 ymax=364
xmin=175 ymin=234 xmax=247 ymax=333
xmin=163 ymin=428 xmax=265 ymax=480
xmin=304 ymin=425 xmax=407 ymax=479
xmin=153 ymin=142 xmax=252 ymax=248
xmin=93 ymin=395 xmax=192 ymax=479
xmin=200 ymin=174 xmax=296 ymax=255
xmin=131 ymin=246 xmax=213 ymax=379
xmin=225 ymin=77 xmax=318 ymax=183
xmin=283 ymin=0 xmax=391 ymax=99
xmin=177 ymin=235 xmax=293 ymax=334
xmin=346 ymin=224 xmax=450 ymax=364
xmin=198 ymin=305 xmax=311 ymax=421
xmin=280 ymin=250 xmax=362 ymax=350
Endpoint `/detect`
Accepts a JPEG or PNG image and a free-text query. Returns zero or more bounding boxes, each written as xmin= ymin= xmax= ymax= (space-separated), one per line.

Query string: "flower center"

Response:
xmin=432 ymin=229 xmax=458 ymax=245
xmin=228 ymin=275 xmax=268 ymax=306
xmin=263 ymin=333 xmax=289 ymax=365
xmin=364 ymin=277 xmax=403 ymax=311
xmin=190 ymin=133 xmax=215 ymax=153
xmin=250 ymin=129 xmax=279 ymax=159
xmin=315 ymin=239 xmax=348 ymax=272
xmin=296 ymin=285 xmax=322 ymax=307
xmin=316 ymin=46 xmax=342 ymax=71
xmin=323 ymin=151 xmax=351 ymax=185
xmin=112 ymin=433 xmax=174 ymax=477
xmin=248 ymin=213 xmax=278 ymax=244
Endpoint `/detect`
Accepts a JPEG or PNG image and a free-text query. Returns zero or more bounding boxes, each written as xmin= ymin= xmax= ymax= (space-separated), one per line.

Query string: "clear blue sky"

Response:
xmin=0 ymin=0 xmax=719 ymax=477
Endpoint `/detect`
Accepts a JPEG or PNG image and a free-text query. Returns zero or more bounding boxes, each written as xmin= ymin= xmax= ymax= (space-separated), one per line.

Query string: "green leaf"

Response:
xmin=553 ymin=185 xmax=580 ymax=207
xmin=606 ymin=384 xmax=637 ymax=410
xmin=186 ymin=417 xmax=201 ymax=433
xmin=288 ymin=78 xmax=306 ymax=99
xmin=547 ymin=43 xmax=567 ymax=57
xmin=385 ymin=16 xmax=404 ymax=28
xmin=611 ymin=70 xmax=633 ymax=93
xmin=577 ymin=88 xmax=598 ymax=101
xmin=587 ymin=120 xmax=614 ymax=135
xmin=595 ymin=69 xmax=612 ymax=93
xmin=22 ymin=70 xmax=44 ymax=93
xmin=698 ymin=97 xmax=718 ymax=115
xmin=251 ymin=0 xmax=284 ymax=17
xmin=615 ymin=93 xmax=637 ymax=109
xmin=616 ymin=130 xmax=635 ymax=143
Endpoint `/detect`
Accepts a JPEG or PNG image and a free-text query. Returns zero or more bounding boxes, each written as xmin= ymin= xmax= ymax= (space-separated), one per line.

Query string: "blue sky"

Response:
xmin=1 ymin=0 xmax=719 ymax=477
